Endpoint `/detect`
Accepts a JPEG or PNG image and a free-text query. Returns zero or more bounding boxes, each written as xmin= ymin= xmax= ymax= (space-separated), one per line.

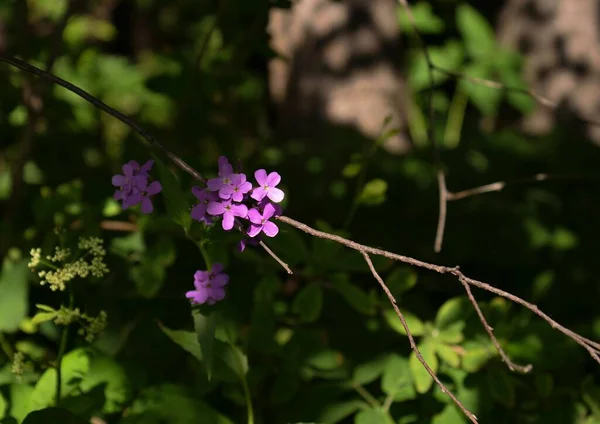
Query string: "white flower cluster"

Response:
xmin=28 ymin=248 xmax=41 ymax=269
xmin=29 ymin=237 xmax=109 ymax=291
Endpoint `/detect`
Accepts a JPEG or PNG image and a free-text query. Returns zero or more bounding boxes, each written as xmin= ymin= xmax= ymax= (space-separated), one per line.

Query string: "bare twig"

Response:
xmin=259 ymin=240 xmax=293 ymax=274
xmin=456 ymin=274 xmax=532 ymax=373
xmin=434 ymin=170 xmax=448 ymax=253
xmin=362 ymin=252 xmax=478 ymax=423
xmin=278 ymin=216 xmax=600 ymax=363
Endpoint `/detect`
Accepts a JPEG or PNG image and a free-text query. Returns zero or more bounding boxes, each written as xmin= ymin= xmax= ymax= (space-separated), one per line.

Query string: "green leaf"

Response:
xmin=333 ymin=275 xmax=376 ymax=316
xmin=319 ymin=400 xmax=367 ymax=423
xmin=435 ymin=297 xmax=469 ymax=331
xmin=409 ymin=41 xmax=464 ymax=91
xmin=460 ymin=62 xmax=502 ymax=116
xmin=435 ymin=344 xmax=460 ymax=368
xmin=353 ymin=356 xmax=388 ymax=386
xmin=354 ymin=408 xmax=388 ymax=424
xmin=431 ymin=405 xmax=467 ymax=424
xmin=462 ymin=343 xmax=492 ymax=373
xmin=9 ymin=384 xmax=34 ymax=422
xmin=158 ymin=322 xmax=237 ymax=382
xmin=307 ymin=350 xmax=343 ymax=371
xmin=22 ymin=408 xmax=88 ymax=424
xmin=154 ymin=158 xmax=192 ymax=231
xmin=456 ymin=3 xmax=496 ymax=58
xmin=386 ymin=267 xmax=418 ymax=297
xmin=123 ymin=384 xmax=233 ymax=424
xmin=409 ymin=340 xmax=438 ymax=393
xmin=194 ymin=311 xmax=217 ymax=381
xmin=79 ymin=354 xmax=131 ymax=414
xmin=487 ymin=367 xmax=515 ymax=408
xmin=381 ymin=354 xmax=416 ymax=402
xmin=0 ymin=259 xmax=29 ymax=333
xmin=29 ymin=348 xmax=91 ymax=412
xmin=30 ymin=312 xmax=57 ymax=326
xmin=383 ymin=309 xmax=424 ymax=336
xmin=357 ymin=179 xmax=388 ymax=206
xmin=0 ymin=392 xmax=6 ymax=420
xmin=23 ymin=162 xmax=43 ymax=185
xmin=292 ymin=284 xmax=323 ymax=323
xmin=437 ymin=322 xmax=464 ymax=344
xmin=398 ymin=1 xmax=445 ymax=34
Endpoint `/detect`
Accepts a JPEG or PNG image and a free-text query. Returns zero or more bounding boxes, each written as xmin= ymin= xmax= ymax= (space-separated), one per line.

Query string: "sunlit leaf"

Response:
xmin=381 ymin=354 xmax=415 ymax=402
xmin=0 ymin=259 xmax=29 ymax=333
xmin=409 ymin=340 xmax=438 ymax=393
xmin=456 ymin=3 xmax=496 ymax=58
xmin=383 ymin=309 xmax=424 ymax=336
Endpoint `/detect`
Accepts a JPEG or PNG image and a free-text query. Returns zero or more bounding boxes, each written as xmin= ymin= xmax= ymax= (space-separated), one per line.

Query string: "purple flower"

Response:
xmin=251 ymin=169 xmax=284 ymax=203
xmin=137 ymin=180 xmax=162 ymax=214
xmin=220 ymin=173 xmax=252 ymax=202
xmin=191 ymin=186 xmax=219 ymax=224
xmin=258 ymin=198 xmax=283 ymax=217
xmin=186 ymin=263 xmax=229 ymax=305
xmin=112 ymin=159 xmax=161 ymax=213
xmin=207 ymin=156 xmax=235 ymax=195
xmin=247 ymin=203 xmax=279 ymax=237
xmin=207 ymin=199 xmax=248 ymax=231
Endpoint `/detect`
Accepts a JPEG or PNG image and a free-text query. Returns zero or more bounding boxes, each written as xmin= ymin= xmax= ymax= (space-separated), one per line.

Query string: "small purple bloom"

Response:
xmin=247 ymin=203 xmax=279 ymax=238
xmin=186 ymin=263 xmax=229 ymax=305
xmin=191 ymin=186 xmax=219 ymax=224
xmin=112 ymin=159 xmax=161 ymax=213
xmin=139 ymin=180 xmax=162 ymax=214
xmin=251 ymin=169 xmax=284 ymax=203
xmin=220 ymin=173 xmax=252 ymax=202
xmin=207 ymin=199 xmax=248 ymax=231
xmin=207 ymin=156 xmax=235 ymax=194
xmin=258 ymin=198 xmax=283 ymax=217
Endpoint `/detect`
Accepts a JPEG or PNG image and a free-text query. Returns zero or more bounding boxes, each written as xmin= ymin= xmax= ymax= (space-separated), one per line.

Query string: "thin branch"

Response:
xmin=0 ymin=53 xmax=204 ymax=182
xmin=362 ymin=252 xmax=478 ymax=423
xmin=259 ymin=240 xmax=293 ymax=274
xmin=278 ymin=216 xmax=600 ymax=362
xmin=434 ymin=170 xmax=448 ymax=253
xmin=447 ymin=173 xmax=599 ymax=201
xmin=456 ymin=274 xmax=532 ymax=373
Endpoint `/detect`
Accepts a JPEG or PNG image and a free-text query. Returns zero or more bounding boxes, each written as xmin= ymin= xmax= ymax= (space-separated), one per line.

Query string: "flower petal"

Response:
xmin=140 ymin=197 xmax=154 ymax=214
xmin=191 ymin=204 xmax=207 ymax=221
xmin=232 ymin=203 xmax=248 ymax=218
xmin=212 ymin=274 xmax=229 ymax=287
xmin=247 ymin=224 xmax=262 ymax=238
xmin=266 ymin=172 xmax=281 ymax=186
xmin=218 ymin=156 xmax=233 ymax=177
xmin=254 ymin=169 xmax=268 ymax=186
xmin=207 ymin=201 xmax=226 ymax=215
xmin=262 ymin=202 xmax=276 ymax=219
xmin=250 ymin=187 xmax=267 ymax=202
xmin=146 ymin=181 xmax=162 ymax=196
xmin=209 ymin=287 xmax=226 ymax=301
xmin=222 ymin=212 xmax=234 ymax=230
xmin=247 ymin=208 xmax=262 ymax=224
xmin=192 ymin=186 xmax=204 ymax=199
xmin=207 ymin=178 xmax=223 ymax=191
xmin=267 ymin=187 xmax=285 ymax=203
xmin=262 ymin=221 xmax=279 ymax=237
xmin=112 ymin=175 xmax=126 ymax=186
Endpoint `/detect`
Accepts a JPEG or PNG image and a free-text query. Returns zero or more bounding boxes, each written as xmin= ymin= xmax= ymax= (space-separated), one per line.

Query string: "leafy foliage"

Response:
xmin=0 ymin=1 xmax=599 ymax=424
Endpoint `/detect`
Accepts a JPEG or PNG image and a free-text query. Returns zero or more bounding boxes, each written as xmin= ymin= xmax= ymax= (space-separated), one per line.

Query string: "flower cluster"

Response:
xmin=112 ymin=160 xmax=162 ymax=214
xmin=191 ymin=156 xmax=284 ymax=245
xmin=28 ymin=237 xmax=110 ymax=291
xmin=186 ymin=263 xmax=229 ymax=305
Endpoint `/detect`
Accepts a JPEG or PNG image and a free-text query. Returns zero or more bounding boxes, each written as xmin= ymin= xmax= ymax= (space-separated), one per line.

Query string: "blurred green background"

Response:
xmin=1 ymin=0 xmax=600 ymax=423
